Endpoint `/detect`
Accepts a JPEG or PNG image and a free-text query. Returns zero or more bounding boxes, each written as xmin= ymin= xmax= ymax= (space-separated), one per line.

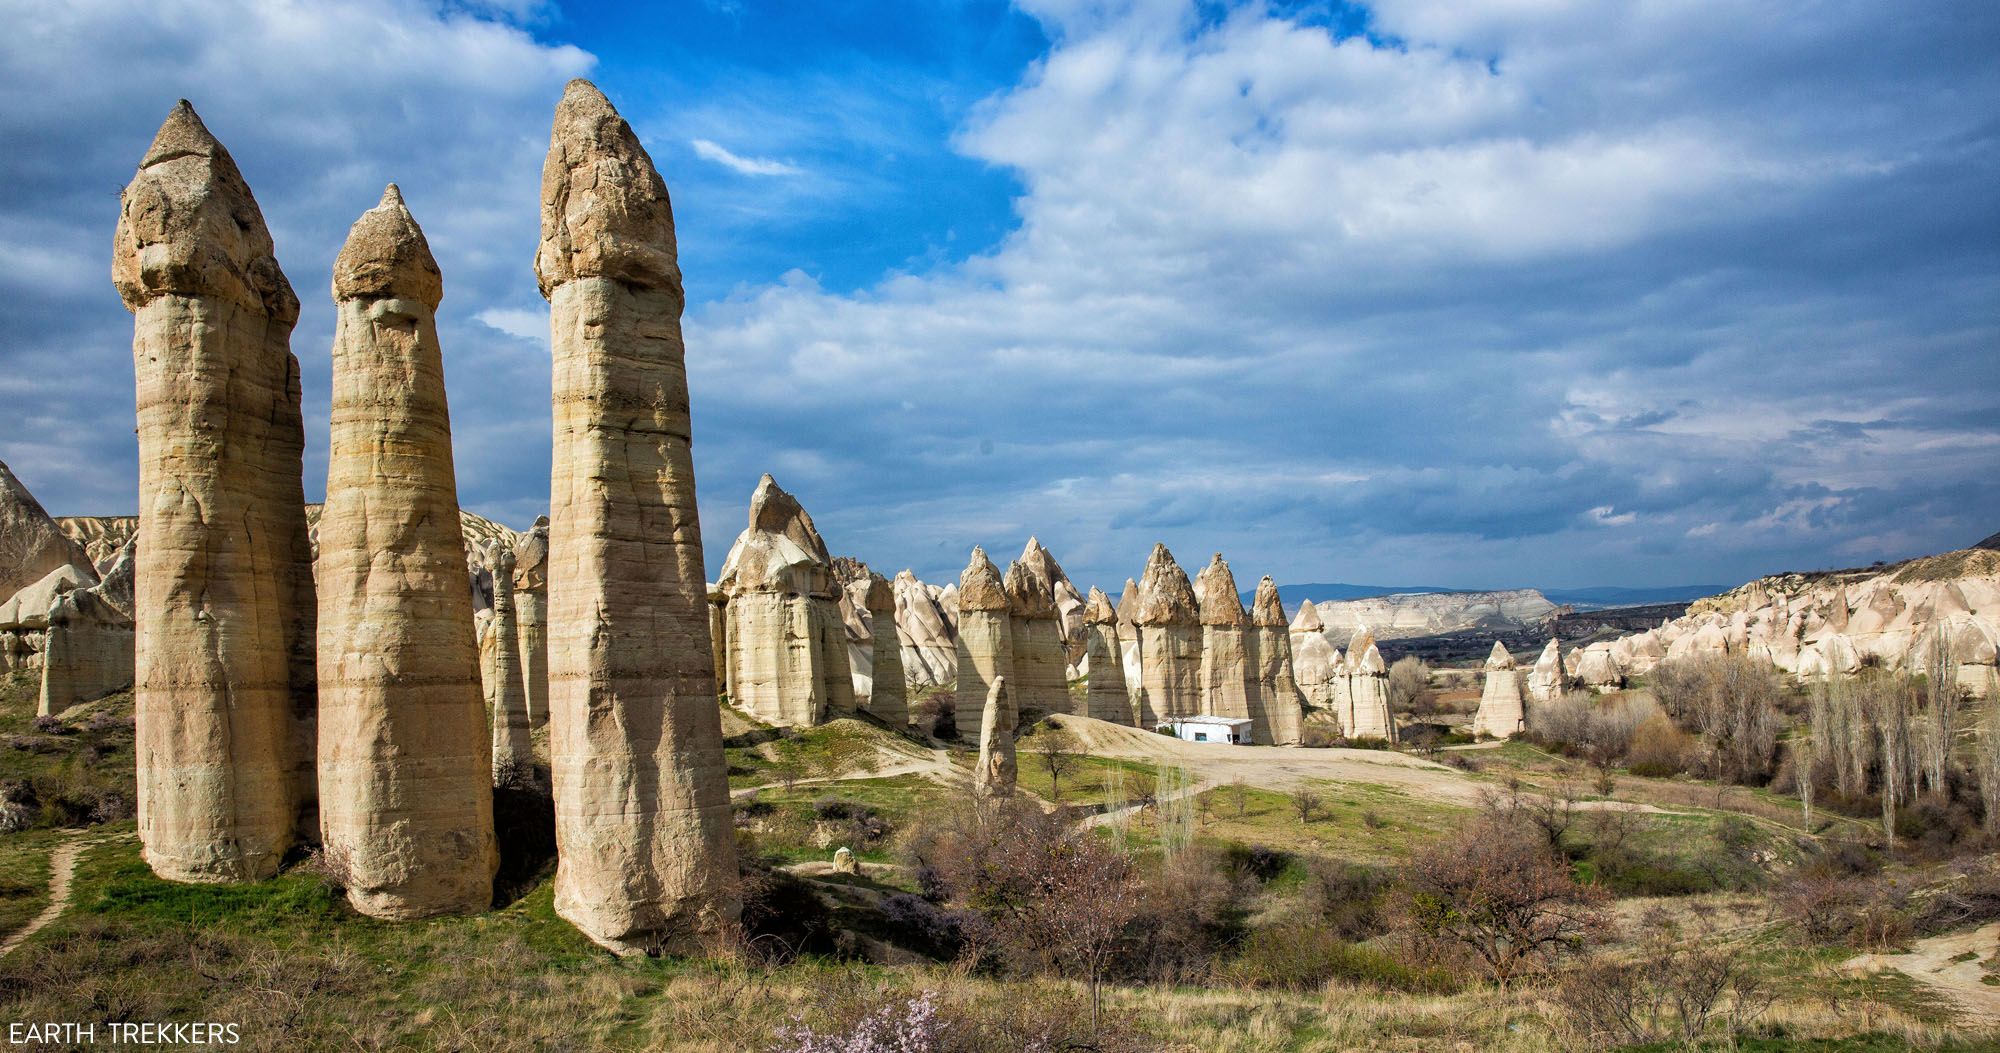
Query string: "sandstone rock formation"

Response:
xmin=513 ymin=516 xmax=551 ymax=729
xmin=832 ymin=846 xmax=857 ymax=874
xmin=115 ymin=101 xmax=317 ymax=882
xmin=1343 ymin=626 xmax=1396 ymax=742
xmin=538 ymin=79 xmax=738 ymax=952
xmin=1005 ymin=549 xmax=1069 ymax=718
xmin=1472 ymin=642 xmax=1525 ymax=739
xmin=1573 ymin=645 xmax=1624 ymax=693
xmin=54 ymin=515 xmax=137 ymax=574
xmin=1610 ymin=544 xmax=2000 ymax=697
xmin=1250 ymin=577 xmax=1305 ymax=746
xmin=0 ymin=460 xmax=96 ymax=600
xmin=1307 ymin=588 xmax=1558 ymax=640
xmin=714 ymin=476 xmax=854 ymax=727
xmin=954 ymin=547 xmax=1013 ymax=738
xmin=893 ymin=570 xmax=958 ymax=687
xmin=1195 ymin=554 xmax=1255 ymax=724
xmin=1526 ymin=639 xmax=1569 ymax=704
xmin=37 ymin=536 xmax=136 ymax=716
xmin=485 ymin=544 xmax=534 ymax=781
xmin=315 ymin=186 xmax=497 ymax=918
xmin=1288 ymin=599 xmax=1341 ymax=713
xmin=974 ymin=675 xmax=1015 ymax=798
xmin=1135 ymin=544 xmax=1201 ymax=727
xmin=1082 ymin=587 xmax=1131 ymax=724
xmin=1115 ymin=578 xmax=1144 ymax=707
xmin=862 ymin=573 xmax=909 ymax=725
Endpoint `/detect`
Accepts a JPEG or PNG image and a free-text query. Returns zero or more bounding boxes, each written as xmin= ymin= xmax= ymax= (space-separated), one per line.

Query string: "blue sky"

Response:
xmin=1 ymin=0 xmax=1996 ymax=597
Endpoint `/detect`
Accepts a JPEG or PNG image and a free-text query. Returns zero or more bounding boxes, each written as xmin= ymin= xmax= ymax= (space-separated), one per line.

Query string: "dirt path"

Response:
xmin=731 ymin=744 xmax=963 ymax=798
xmin=1845 ymin=922 xmax=2000 ymax=1024
xmin=0 ymin=835 xmax=85 ymax=958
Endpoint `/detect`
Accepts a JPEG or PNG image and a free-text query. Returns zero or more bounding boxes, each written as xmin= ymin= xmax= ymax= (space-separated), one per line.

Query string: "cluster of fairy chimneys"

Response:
xmin=0 ymin=460 xmax=135 ymax=717
xmin=108 ymin=80 xmax=740 ymax=953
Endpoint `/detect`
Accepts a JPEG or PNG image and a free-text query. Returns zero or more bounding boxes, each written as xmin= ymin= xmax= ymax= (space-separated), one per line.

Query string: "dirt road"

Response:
xmin=1845 ymin=922 xmax=2000 ymax=1024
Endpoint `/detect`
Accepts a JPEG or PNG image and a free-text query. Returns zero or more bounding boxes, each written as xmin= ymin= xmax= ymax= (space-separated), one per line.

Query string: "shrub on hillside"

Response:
xmin=1625 ymin=711 xmax=1694 ymax=777
xmin=1651 ymin=655 xmax=1788 ymax=785
xmin=1387 ymin=657 xmax=1437 ymax=716
xmin=1220 ymin=922 xmax=1455 ymax=994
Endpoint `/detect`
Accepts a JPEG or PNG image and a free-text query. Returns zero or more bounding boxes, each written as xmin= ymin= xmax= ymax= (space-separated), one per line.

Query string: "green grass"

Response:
xmin=737 ymin=772 xmax=947 ymax=868
xmin=1172 ymin=781 xmax=1472 ymax=862
xmin=0 ymin=827 xmax=62 ymax=937
xmin=726 ymin=716 xmax=918 ymax=790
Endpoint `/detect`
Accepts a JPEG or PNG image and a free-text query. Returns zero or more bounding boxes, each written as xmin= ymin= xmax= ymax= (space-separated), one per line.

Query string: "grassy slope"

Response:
xmin=0 ymin=677 xmax=1988 ymax=1049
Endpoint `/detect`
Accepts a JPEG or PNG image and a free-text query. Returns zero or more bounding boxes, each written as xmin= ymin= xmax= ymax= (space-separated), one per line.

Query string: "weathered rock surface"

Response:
xmin=954 ymin=547 xmax=1013 ymax=738
xmin=486 ymin=545 xmax=534 ymax=781
xmin=54 ymin=516 xmax=137 ymax=573
xmin=715 ymin=475 xmax=854 ymax=727
xmin=1343 ymin=626 xmax=1396 ymax=742
xmin=1135 ymin=544 xmax=1201 ymax=727
xmin=1288 ymin=597 xmax=1341 ymax=712
xmin=513 ymin=516 xmax=551 ymax=729
xmin=1308 ymin=588 xmax=1559 ymax=640
xmin=0 ymin=461 xmax=96 ymax=600
xmin=539 ymin=79 xmax=738 ymax=953
xmin=862 ymin=573 xmax=909 ymax=725
xmin=1526 ymin=639 xmax=1569 ymax=704
xmin=1116 ymin=577 xmax=1143 ymax=707
xmin=1005 ymin=548 xmax=1068 ymax=717
xmin=36 ymin=535 xmax=136 ymax=716
xmin=115 ymin=100 xmax=317 ymax=883
xmin=1082 ymin=587 xmax=1131 ymax=724
xmin=973 ymin=675 xmax=1015 ymax=799
xmin=1250 ymin=577 xmax=1304 ymax=746
xmin=1195 ymin=554 xmax=1256 ymax=724
xmin=1472 ymin=642 xmax=1525 ymax=739
xmin=893 ymin=570 xmax=958 ymax=687
xmin=315 ymin=187 xmax=496 ymax=918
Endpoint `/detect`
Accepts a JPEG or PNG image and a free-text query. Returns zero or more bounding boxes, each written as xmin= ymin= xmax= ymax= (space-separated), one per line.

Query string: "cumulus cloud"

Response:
xmin=690 ymin=138 xmax=802 ymax=177
xmin=1 ymin=0 xmax=1996 ymax=597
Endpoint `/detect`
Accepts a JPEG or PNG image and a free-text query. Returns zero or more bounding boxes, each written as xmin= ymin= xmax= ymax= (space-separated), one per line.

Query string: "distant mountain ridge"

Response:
xmin=1256 ymin=581 xmax=1726 ymax=612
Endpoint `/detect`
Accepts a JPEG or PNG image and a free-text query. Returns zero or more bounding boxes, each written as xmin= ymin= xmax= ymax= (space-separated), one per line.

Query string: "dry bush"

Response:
xmin=1651 ymin=655 xmax=1788 ymax=785
xmin=1774 ymin=872 xmax=1911 ymax=949
xmin=1527 ymin=693 xmax=1658 ymax=767
xmin=1400 ymin=815 xmax=1609 ymax=986
xmin=1550 ymin=908 xmax=1774 ymax=1048
xmin=767 ymin=976 xmax=1148 ymax=1053
xmin=1624 ymin=711 xmax=1694 ymax=777
xmin=1387 ymin=657 xmax=1437 ymax=716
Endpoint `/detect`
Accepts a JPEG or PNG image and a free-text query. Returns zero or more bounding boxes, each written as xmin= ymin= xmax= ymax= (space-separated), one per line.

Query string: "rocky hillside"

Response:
xmin=1306 ymin=588 xmax=1560 ymax=641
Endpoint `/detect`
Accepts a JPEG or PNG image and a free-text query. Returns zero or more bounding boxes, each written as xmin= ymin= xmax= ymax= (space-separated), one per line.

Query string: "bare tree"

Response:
xmin=1289 ymin=786 xmax=1322 ymax=824
xmin=1404 ymin=817 xmax=1608 ymax=986
xmin=1029 ymin=727 xmax=1082 ymax=801
xmin=1921 ymin=633 xmax=1960 ymax=797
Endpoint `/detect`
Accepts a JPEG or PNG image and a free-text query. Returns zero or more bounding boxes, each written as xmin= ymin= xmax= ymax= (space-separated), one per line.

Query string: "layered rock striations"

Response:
xmin=1250 ymin=577 xmax=1304 ymax=746
xmin=1472 ymin=642 xmax=1525 ymax=740
xmin=1005 ymin=550 xmax=1069 ymax=718
xmin=485 ymin=544 xmax=534 ymax=780
xmin=862 ymin=573 xmax=909 ymax=725
xmin=513 ymin=516 xmax=551 ymax=729
xmin=715 ymin=476 xmax=854 ymax=727
xmin=0 ymin=460 xmax=97 ymax=600
xmin=1135 ymin=544 xmax=1201 ymax=727
xmin=1081 ymin=588 xmax=1131 ymax=724
xmin=1343 ymin=626 xmax=1396 ymax=742
xmin=115 ymin=101 xmax=317 ymax=882
xmin=315 ymin=187 xmax=497 ymax=917
xmin=1195 ymin=554 xmax=1256 ymax=724
xmin=953 ymin=547 xmax=1013 ymax=738
xmin=538 ymin=80 xmax=738 ymax=952
xmin=973 ymin=675 xmax=1015 ymax=799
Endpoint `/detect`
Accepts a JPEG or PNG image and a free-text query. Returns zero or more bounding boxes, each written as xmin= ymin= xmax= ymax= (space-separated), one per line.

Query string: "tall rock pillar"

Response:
xmin=1005 ymin=555 xmax=1068 ymax=718
xmin=1472 ymin=641 xmax=1525 ymax=739
xmin=1116 ymin=578 xmax=1143 ymax=708
xmin=538 ymin=79 xmax=738 ymax=953
xmin=1082 ymin=587 xmax=1131 ymax=724
xmin=114 ymin=101 xmax=317 ymax=882
xmin=863 ymin=573 xmax=909 ymax=726
xmin=513 ymin=516 xmax=551 ymax=729
xmin=1344 ymin=626 xmax=1396 ymax=742
xmin=1134 ymin=544 xmax=1200 ymax=727
xmin=1194 ymin=554 xmax=1256 ymax=723
xmin=973 ymin=676 xmax=1016 ymax=799
xmin=1251 ymin=577 xmax=1305 ymax=746
xmin=316 ymin=187 xmax=497 ymax=917
xmin=486 ymin=544 xmax=534 ymax=781
xmin=953 ymin=547 xmax=1012 ymax=738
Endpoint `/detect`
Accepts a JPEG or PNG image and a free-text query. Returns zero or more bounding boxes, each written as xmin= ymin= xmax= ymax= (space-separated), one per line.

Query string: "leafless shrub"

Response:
xmin=1400 ymin=815 xmax=1608 ymax=986
xmin=1551 ymin=909 xmax=1775 ymax=1048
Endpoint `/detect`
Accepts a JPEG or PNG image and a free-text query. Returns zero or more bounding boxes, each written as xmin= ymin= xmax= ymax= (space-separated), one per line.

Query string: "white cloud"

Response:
xmin=690 ymin=138 xmax=802 ymax=176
